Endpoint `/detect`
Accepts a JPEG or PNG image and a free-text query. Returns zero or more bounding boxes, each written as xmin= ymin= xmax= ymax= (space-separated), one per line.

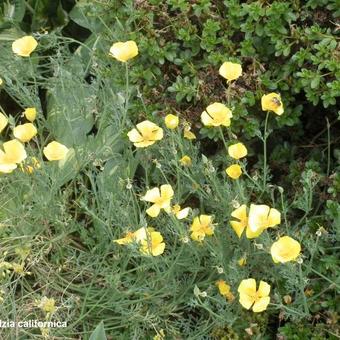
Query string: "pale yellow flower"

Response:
xmin=12 ymin=36 xmax=38 ymax=57
xmin=179 ymin=155 xmax=192 ymax=166
xmin=1 ymin=140 xmax=27 ymax=164
xmin=140 ymin=231 xmax=165 ymax=256
xmin=0 ymin=78 xmax=3 ymax=86
xmin=238 ymin=279 xmax=270 ymax=313
xmin=164 ymin=114 xmax=179 ymax=129
xmin=172 ymin=204 xmax=190 ymax=219
xmin=270 ymin=236 xmax=301 ymax=263
xmin=230 ymin=204 xmax=248 ymax=238
xmin=190 ymin=215 xmax=215 ymax=241
xmin=228 ymin=143 xmax=247 ymax=160
xmin=113 ymin=227 xmax=148 ymax=245
xmin=141 ymin=184 xmax=174 ymax=217
xmin=13 ymin=123 xmax=37 ymax=142
xmin=24 ymin=107 xmax=37 ymax=122
xmin=219 ymin=62 xmax=242 ymax=82
xmin=201 ymin=102 xmax=232 ymax=127
xmin=261 ymin=93 xmax=284 ymax=115
xmin=110 ymin=41 xmax=138 ymax=62
xmin=43 ymin=141 xmax=69 ymax=161
xmin=248 ymin=204 xmax=281 ymax=236
xmin=127 ymin=120 xmax=163 ymax=148
xmin=225 ymin=164 xmax=242 ymax=179
xmin=0 ymin=113 xmax=8 ymax=133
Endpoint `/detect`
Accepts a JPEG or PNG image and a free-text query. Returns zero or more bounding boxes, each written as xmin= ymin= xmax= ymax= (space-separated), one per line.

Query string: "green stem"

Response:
xmin=122 ymin=62 xmax=129 ymax=128
xmin=299 ymin=264 xmax=309 ymax=315
xmin=219 ymin=127 xmax=228 ymax=153
xmin=263 ymin=111 xmax=270 ymax=191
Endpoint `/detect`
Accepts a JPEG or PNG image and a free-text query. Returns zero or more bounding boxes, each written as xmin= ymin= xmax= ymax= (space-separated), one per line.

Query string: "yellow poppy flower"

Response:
xmin=216 ymin=280 xmax=235 ymax=302
xmin=164 ymin=114 xmax=179 ymax=129
xmin=261 ymin=93 xmax=284 ymax=115
xmin=201 ymin=102 xmax=232 ymax=127
xmin=127 ymin=120 xmax=163 ymax=148
xmin=230 ymin=204 xmax=248 ymax=238
xmin=238 ymin=279 xmax=270 ymax=312
xmin=0 ymin=113 xmax=8 ymax=133
xmin=13 ymin=123 xmax=37 ymax=142
xmin=225 ymin=164 xmax=242 ymax=179
xmin=248 ymin=204 xmax=281 ymax=236
xmin=190 ymin=214 xmax=215 ymax=241
xmin=141 ymin=184 xmax=174 ymax=217
xmin=1 ymin=140 xmax=27 ymax=164
xmin=43 ymin=141 xmax=69 ymax=161
xmin=0 ymin=151 xmax=17 ymax=174
xmin=179 ymin=155 xmax=192 ymax=166
xmin=0 ymin=78 xmax=3 ymax=86
xmin=24 ymin=107 xmax=37 ymax=122
xmin=172 ymin=204 xmax=190 ymax=219
xmin=219 ymin=62 xmax=242 ymax=82
xmin=270 ymin=236 xmax=301 ymax=263
xmin=140 ymin=230 xmax=166 ymax=256
xmin=12 ymin=36 xmax=38 ymax=57
xmin=109 ymin=41 xmax=138 ymax=62
xmin=228 ymin=142 xmax=247 ymax=160
xmin=113 ymin=227 xmax=148 ymax=245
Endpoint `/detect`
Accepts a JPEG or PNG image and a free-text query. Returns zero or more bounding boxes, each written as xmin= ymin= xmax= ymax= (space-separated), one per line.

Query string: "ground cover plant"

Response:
xmin=0 ymin=0 xmax=339 ymax=339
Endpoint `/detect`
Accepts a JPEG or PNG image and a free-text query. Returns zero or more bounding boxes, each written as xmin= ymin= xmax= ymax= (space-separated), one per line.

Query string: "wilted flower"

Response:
xmin=183 ymin=125 xmax=196 ymax=140
xmin=141 ymin=184 xmax=174 ymax=217
xmin=24 ymin=107 xmax=37 ymax=122
xmin=0 ymin=113 xmax=8 ymax=133
xmin=225 ymin=164 xmax=242 ymax=179
xmin=37 ymin=297 xmax=56 ymax=314
xmin=179 ymin=155 xmax=192 ymax=166
xmin=238 ymin=279 xmax=270 ymax=313
xmin=13 ymin=123 xmax=37 ymax=142
xmin=190 ymin=215 xmax=215 ymax=241
xmin=43 ymin=141 xmax=69 ymax=161
xmin=164 ymin=114 xmax=179 ymax=129
xmin=219 ymin=62 xmax=242 ymax=82
xmin=12 ymin=36 xmax=38 ymax=57
xmin=109 ymin=41 xmax=138 ymax=62
xmin=216 ymin=280 xmax=235 ymax=302
xmin=201 ymin=102 xmax=232 ymax=127
xmin=270 ymin=236 xmax=301 ymax=263
xmin=261 ymin=93 xmax=284 ymax=115
xmin=172 ymin=204 xmax=190 ymax=219
xmin=127 ymin=120 xmax=163 ymax=148
xmin=228 ymin=142 xmax=247 ymax=160
xmin=238 ymin=257 xmax=247 ymax=266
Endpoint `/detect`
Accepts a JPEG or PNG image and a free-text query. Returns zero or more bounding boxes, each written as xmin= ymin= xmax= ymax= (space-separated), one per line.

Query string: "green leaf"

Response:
xmin=89 ymin=321 xmax=107 ymax=340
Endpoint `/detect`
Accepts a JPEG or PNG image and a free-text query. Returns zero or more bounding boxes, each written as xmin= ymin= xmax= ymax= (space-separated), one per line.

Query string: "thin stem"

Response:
xmin=122 ymin=62 xmax=129 ymax=128
xmin=299 ymin=264 xmax=309 ymax=315
xmin=219 ymin=127 xmax=228 ymax=153
xmin=262 ymin=111 xmax=270 ymax=191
